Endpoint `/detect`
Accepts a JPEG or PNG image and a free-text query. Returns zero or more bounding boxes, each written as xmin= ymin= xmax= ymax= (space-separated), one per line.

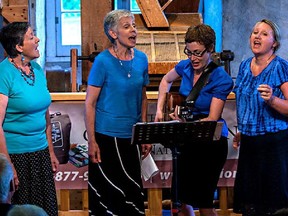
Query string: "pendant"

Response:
xmin=128 ymin=73 xmax=131 ymax=78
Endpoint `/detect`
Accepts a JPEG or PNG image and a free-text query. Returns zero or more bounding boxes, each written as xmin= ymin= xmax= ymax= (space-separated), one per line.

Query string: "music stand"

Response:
xmin=132 ymin=120 xmax=221 ymax=216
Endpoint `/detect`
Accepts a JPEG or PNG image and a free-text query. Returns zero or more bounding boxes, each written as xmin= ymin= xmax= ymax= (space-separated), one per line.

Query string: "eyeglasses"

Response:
xmin=184 ymin=47 xmax=207 ymax=57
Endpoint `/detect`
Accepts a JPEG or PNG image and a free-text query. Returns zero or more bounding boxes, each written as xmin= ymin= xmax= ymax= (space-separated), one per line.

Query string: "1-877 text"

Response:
xmin=55 ymin=171 xmax=88 ymax=182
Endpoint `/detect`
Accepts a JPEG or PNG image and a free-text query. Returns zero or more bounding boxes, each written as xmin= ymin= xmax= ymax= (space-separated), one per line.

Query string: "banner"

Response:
xmin=51 ymin=100 xmax=238 ymax=190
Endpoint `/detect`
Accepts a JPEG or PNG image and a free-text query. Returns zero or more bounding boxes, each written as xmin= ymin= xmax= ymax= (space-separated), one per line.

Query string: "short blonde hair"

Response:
xmin=257 ymin=19 xmax=281 ymax=52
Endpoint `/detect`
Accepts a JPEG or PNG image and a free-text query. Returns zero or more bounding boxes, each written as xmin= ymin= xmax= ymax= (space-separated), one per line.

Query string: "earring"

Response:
xmin=21 ymin=53 xmax=25 ymax=62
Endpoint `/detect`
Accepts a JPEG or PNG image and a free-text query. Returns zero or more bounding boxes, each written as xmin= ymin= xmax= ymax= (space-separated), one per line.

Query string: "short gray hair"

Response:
xmin=103 ymin=9 xmax=135 ymax=43
xmin=0 ymin=153 xmax=13 ymax=202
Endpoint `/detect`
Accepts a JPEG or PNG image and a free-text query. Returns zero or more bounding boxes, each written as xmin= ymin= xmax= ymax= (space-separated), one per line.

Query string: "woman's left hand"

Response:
xmin=257 ymin=84 xmax=274 ymax=103
xmin=233 ymin=132 xmax=241 ymax=149
xmin=141 ymin=144 xmax=152 ymax=159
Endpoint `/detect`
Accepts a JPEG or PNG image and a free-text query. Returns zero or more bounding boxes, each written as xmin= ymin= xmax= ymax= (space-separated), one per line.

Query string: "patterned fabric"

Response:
xmin=233 ymin=56 xmax=288 ymax=136
xmin=10 ymin=148 xmax=58 ymax=216
xmin=233 ymin=55 xmax=288 ymax=215
xmin=88 ymin=132 xmax=145 ymax=216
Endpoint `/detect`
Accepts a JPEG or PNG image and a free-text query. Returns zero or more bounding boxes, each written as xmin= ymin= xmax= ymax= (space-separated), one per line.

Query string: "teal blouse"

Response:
xmin=0 ymin=58 xmax=51 ymax=153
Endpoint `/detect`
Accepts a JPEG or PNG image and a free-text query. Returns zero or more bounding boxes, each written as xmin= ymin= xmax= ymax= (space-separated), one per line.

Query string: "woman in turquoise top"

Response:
xmin=233 ymin=19 xmax=288 ymax=216
xmin=154 ymin=24 xmax=233 ymax=216
xmin=85 ymin=9 xmax=152 ymax=216
xmin=0 ymin=22 xmax=58 ymax=216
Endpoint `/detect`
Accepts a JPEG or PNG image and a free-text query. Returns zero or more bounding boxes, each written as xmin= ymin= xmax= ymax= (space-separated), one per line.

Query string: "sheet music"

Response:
xmin=141 ymin=153 xmax=159 ymax=181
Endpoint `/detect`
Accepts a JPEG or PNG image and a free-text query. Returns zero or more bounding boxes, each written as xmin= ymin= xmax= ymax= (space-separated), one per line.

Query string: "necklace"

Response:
xmin=11 ymin=58 xmax=35 ymax=86
xmin=113 ymin=46 xmax=133 ymax=78
xmin=266 ymin=53 xmax=274 ymax=64
xmin=254 ymin=53 xmax=274 ymax=65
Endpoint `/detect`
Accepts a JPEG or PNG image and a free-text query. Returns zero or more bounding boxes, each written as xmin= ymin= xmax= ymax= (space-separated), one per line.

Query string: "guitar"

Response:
xmin=164 ymin=92 xmax=186 ymax=121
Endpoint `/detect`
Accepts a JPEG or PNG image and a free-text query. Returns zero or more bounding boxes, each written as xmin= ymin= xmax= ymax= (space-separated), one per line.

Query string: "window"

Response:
xmin=114 ymin=0 xmax=141 ymax=13
xmin=56 ymin=0 xmax=81 ymax=55
xmin=46 ymin=0 xmax=138 ymax=62
xmin=46 ymin=0 xmax=81 ymax=62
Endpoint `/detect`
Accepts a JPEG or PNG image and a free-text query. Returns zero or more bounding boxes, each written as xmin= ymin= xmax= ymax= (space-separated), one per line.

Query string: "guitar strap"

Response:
xmin=185 ymin=61 xmax=219 ymax=107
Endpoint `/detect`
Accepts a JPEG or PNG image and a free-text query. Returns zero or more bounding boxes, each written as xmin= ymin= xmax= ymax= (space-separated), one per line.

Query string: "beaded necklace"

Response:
xmin=113 ymin=46 xmax=133 ymax=78
xmin=10 ymin=58 xmax=35 ymax=86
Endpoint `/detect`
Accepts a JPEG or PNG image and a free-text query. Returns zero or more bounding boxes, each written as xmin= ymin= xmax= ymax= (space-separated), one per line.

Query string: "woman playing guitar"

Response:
xmin=154 ymin=24 xmax=234 ymax=216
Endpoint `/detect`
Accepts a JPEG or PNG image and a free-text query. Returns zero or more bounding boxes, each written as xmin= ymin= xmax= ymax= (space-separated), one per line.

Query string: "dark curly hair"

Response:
xmin=185 ymin=24 xmax=216 ymax=52
xmin=0 ymin=22 xmax=30 ymax=58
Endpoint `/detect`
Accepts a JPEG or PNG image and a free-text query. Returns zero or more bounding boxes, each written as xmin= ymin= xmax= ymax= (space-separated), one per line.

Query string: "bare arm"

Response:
xmin=154 ymin=68 xmax=180 ymax=122
xmin=45 ymin=109 xmax=59 ymax=173
xmin=0 ymin=94 xmax=9 ymax=156
xmin=201 ymin=97 xmax=225 ymax=121
xmin=141 ymin=87 xmax=148 ymax=122
xmin=0 ymin=94 xmax=19 ymax=188
xmin=84 ymin=85 xmax=101 ymax=163
xmin=140 ymin=86 xmax=152 ymax=158
xmin=258 ymin=82 xmax=288 ymax=116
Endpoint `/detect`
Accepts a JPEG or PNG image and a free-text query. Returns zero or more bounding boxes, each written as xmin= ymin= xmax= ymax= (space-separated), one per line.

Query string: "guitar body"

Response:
xmin=164 ymin=92 xmax=186 ymax=120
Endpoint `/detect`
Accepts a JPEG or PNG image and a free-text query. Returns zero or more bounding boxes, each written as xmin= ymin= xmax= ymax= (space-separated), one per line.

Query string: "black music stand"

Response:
xmin=132 ymin=120 xmax=221 ymax=216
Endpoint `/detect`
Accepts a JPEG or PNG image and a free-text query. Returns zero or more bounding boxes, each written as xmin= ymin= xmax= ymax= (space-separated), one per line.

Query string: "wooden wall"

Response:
xmin=81 ymin=0 xmax=113 ymax=84
xmin=159 ymin=0 xmax=199 ymax=13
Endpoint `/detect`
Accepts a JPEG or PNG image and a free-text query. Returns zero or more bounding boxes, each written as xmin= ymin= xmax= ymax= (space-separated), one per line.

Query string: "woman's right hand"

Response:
xmin=169 ymin=105 xmax=185 ymax=122
xmin=88 ymin=140 xmax=101 ymax=163
xmin=154 ymin=110 xmax=164 ymax=122
xmin=11 ymin=164 xmax=20 ymax=191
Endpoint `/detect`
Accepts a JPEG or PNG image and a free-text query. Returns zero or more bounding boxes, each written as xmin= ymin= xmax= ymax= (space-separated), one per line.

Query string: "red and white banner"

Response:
xmin=51 ymin=100 xmax=238 ymax=190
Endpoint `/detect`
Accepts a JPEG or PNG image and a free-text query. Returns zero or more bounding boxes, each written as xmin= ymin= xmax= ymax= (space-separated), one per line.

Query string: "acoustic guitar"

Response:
xmin=164 ymin=92 xmax=186 ymax=121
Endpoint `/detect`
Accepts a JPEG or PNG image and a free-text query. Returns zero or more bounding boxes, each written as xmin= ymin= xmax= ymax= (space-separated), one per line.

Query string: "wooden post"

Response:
xmin=147 ymin=188 xmax=163 ymax=216
xmin=219 ymin=187 xmax=228 ymax=211
xmin=70 ymin=49 xmax=78 ymax=92
xmin=59 ymin=189 xmax=70 ymax=211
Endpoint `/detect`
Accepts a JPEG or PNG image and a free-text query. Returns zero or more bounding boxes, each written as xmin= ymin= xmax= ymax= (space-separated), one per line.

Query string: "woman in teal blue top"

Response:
xmin=154 ymin=24 xmax=233 ymax=216
xmin=0 ymin=22 xmax=58 ymax=216
xmin=233 ymin=19 xmax=288 ymax=216
xmin=85 ymin=9 xmax=152 ymax=216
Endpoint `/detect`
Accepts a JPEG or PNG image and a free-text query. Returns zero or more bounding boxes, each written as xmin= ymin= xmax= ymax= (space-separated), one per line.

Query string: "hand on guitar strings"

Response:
xmin=169 ymin=105 xmax=186 ymax=122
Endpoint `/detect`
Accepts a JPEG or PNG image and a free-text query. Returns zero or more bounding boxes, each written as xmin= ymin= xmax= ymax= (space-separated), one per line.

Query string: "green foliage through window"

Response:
xmin=62 ymin=0 xmax=80 ymax=10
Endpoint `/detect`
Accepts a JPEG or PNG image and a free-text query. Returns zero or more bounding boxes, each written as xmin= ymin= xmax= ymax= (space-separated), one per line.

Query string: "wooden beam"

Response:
xmin=148 ymin=62 xmax=178 ymax=74
xmin=136 ymin=0 xmax=169 ymax=28
xmin=1 ymin=5 xmax=28 ymax=22
xmin=161 ymin=0 xmax=173 ymax=11
xmin=58 ymin=211 xmax=88 ymax=216
xmin=6 ymin=0 xmax=28 ymax=5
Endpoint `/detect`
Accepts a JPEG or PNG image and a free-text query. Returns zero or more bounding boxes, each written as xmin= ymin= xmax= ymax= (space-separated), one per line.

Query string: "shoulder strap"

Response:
xmin=185 ymin=61 xmax=219 ymax=105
